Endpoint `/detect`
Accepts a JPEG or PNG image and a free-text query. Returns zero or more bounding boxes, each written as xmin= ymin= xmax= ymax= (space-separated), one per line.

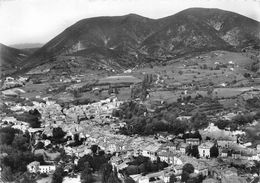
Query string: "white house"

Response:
xmin=198 ymin=142 xmax=214 ymax=158
xmin=142 ymin=144 xmax=162 ymax=161
xmin=27 ymin=161 xmax=56 ymax=174
xmin=38 ymin=165 xmax=56 ymax=174
xmin=27 ymin=161 xmax=40 ymax=173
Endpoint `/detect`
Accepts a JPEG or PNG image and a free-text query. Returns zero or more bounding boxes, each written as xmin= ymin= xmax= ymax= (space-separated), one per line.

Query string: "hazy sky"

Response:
xmin=0 ymin=0 xmax=259 ymax=46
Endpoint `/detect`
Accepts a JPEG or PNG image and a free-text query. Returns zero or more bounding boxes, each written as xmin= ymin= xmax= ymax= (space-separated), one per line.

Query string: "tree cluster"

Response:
xmin=52 ymin=167 xmax=65 ymax=183
xmin=14 ymin=109 xmax=42 ymax=128
xmin=77 ymin=146 xmax=110 ymax=172
xmin=120 ymin=156 xmax=168 ymax=176
xmin=101 ymin=163 xmax=121 ymax=183
xmin=0 ymin=127 xmax=41 ymax=181
xmin=113 ymin=100 xmax=210 ymax=136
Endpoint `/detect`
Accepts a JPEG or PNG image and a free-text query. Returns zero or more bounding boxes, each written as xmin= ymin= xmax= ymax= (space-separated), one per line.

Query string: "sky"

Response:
xmin=0 ymin=0 xmax=259 ymax=46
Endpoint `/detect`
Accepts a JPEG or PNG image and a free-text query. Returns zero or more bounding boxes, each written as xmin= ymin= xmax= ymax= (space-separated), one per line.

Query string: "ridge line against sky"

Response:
xmin=0 ymin=0 xmax=260 ymax=46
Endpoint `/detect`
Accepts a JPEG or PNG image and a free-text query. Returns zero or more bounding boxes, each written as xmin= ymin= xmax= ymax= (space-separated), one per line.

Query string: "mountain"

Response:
xmin=0 ymin=43 xmax=29 ymax=76
xmin=143 ymin=8 xmax=260 ymax=57
xmin=10 ymin=43 xmax=44 ymax=49
xmin=23 ymin=8 xmax=260 ymax=72
xmin=10 ymin=43 xmax=43 ymax=55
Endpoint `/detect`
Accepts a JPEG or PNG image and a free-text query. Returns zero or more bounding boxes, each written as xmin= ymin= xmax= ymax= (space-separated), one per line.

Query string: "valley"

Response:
xmin=0 ymin=7 xmax=260 ymax=183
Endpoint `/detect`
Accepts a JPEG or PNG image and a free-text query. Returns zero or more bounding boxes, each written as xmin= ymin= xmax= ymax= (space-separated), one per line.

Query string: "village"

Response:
xmin=1 ymin=86 xmax=260 ymax=183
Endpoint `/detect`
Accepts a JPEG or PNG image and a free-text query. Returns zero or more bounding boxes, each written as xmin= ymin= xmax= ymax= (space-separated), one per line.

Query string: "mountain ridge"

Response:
xmin=10 ymin=8 xmax=260 ymax=73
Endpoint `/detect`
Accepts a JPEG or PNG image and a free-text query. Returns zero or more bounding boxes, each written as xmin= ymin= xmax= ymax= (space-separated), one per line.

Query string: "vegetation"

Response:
xmin=0 ymin=127 xmax=40 ymax=181
xmin=186 ymin=145 xmax=199 ymax=158
xmin=14 ymin=109 xmax=41 ymax=128
xmin=113 ymin=100 xmax=211 ymax=136
xmin=181 ymin=163 xmax=194 ymax=182
xmin=101 ymin=163 xmax=121 ymax=183
xmin=120 ymin=156 xmax=168 ymax=176
xmin=210 ymin=145 xmax=219 ymax=158
xmin=80 ymin=162 xmax=94 ymax=183
xmin=52 ymin=167 xmax=64 ymax=183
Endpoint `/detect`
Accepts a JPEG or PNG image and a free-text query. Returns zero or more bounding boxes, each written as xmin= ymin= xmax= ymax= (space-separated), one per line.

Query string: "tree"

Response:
xmin=107 ymin=172 xmax=121 ymax=183
xmin=191 ymin=113 xmax=209 ymax=130
xmin=210 ymin=145 xmax=219 ymax=158
xmin=1 ymin=166 xmax=14 ymax=182
xmin=0 ymin=127 xmax=19 ymax=145
xmin=169 ymin=174 xmax=177 ymax=183
xmin=182 ymin=163 xmax=194 ymax=174
xmin=52 ymin=127 xmax=66 ymax=140
xmin=52 ymin=167 xmax=64 ymax=183
xmin=77 ymin=154 xmax=94 ymax=171
xmin=101 ymin=163 xmax=113 ymax=183
xmin=207 ymin=86 xmax=214 ymax=96
xmin=125 ymin=177 xmax=135 ymax=183
xmin=91 ymin=145 xmax=99 ymax=154
xmin=181 ymin=171 xmax=190 ymax=182
xmin=215 ymin=120 xmax=229 ymax=130
xmin=114 ymin=87 xmax=119 ymax=95
xmin=187 ymin=145 xmax=199 ymax=158
xmin=181 ymin=163 xmax=195 ymax=182
xmin=108 ymin=86 xmax=113 ymax=95
xmin=81 ymin=162 xmax=94 ymax=183
xmin=12 ymin=134 xmax=29 ymax=151
xmin=35 ymin=141 xmax=45 ymax=149
xmin=126 ymin=165 xmax=139 ymax=175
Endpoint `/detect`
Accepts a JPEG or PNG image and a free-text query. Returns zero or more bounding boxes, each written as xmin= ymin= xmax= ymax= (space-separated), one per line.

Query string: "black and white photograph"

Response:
xmin=0 ymin=0 xmax=260 ymax=182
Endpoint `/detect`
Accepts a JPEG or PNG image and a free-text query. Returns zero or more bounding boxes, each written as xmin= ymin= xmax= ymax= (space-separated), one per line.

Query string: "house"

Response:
xmin=202 ymin=178 xmax=219 ymax=183
xmin=256 ymin=144 xmax=260 ymax=153
xmin=176 ymin=116 xmax=191 ymax=121
xmin=27 ymin=161 xmax=56 ymax=174
xmin=198 ymin=142 xmax=214 ymax=158
xmin=133 ymin=171 xmax=166 ymax=183
xmin=213 ymin=167 xmax=246 ymax=183
xmin=220 ymin=149 xmax=229 ymax=157
xmin=27 ymin=161 xmax=40 ymax=173
xmin=186 ymin=138 xmax=200 ymax=146
xmin=177 ymin=142 xmax=188 ymax=154
xmin=179 ymin=156 xmax=209 ymax=177
xmin=231 ymin=151 xmax=241 ymax=159
xmin=108 ymin=143 xmax=117 ymax=153
xmin=157 ymin=149 xmax=175 ymax=165
xmin=142 ymin=144 xmax=162 ymax=161
xmin=173 ymin=165 xmax=183 ymax=176
xmin=163 ymin=142 xmax=177 ymax=152
xmin=194 ymin=163 xmax=208 ymax=177
xmin=217 ymin=137 xmax=236 ymax=149
xmin=38 ymin=165 xmax=56 ymax=174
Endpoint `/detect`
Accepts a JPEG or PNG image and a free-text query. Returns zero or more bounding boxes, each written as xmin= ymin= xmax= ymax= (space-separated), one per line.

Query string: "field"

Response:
xmin=212 ymin=86 xmax=260 ymax=98
xmin=133 ymin=50 xmax=254 ymax=87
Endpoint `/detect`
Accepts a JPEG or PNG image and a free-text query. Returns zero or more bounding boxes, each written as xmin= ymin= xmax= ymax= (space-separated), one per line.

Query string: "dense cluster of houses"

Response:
xmin=1 ymin=95 xmax=260 ymax=183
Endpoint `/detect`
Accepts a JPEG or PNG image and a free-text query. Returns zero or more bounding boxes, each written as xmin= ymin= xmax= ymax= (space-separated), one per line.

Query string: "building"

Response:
xmin=131 ymin=171 xmax=166 ymax=183
xmin=194 ymin=163 xmax=209 ymax=177
xmin=178 ymin=156 xmax=209 ymax=177
xmin=178 ymin=142 xmax=188 ymax=154
xmin=38 ymin=165 xmax=56 ymax=174
xmin=217 ymin=138 xmax=236 ymax=149
xmin=27 ymin=161 xmax=56 ymax=174
xmin=186 ymin=138 xmax=200 ymax=146
xmin=220 ymin=149 xmax=229 ymax=157
xmin=27 ymin=161 xmax=40 ymax=173
xmin=157 ymin=149 xmax=175 ymax=165
xmin=198 ymin=142 xmax=214 ymax=158
xmin=142 ymin=144 xmax=162 ymax=161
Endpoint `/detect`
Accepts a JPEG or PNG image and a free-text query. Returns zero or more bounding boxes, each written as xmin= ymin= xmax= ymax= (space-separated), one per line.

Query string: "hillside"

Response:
xmin=10 ymin=43 xmax=44 ymax=49
xmin=0 ymin=43 xmax=29 ymax=76
xmin=22 ymin=8 xmax=260 ymax=73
